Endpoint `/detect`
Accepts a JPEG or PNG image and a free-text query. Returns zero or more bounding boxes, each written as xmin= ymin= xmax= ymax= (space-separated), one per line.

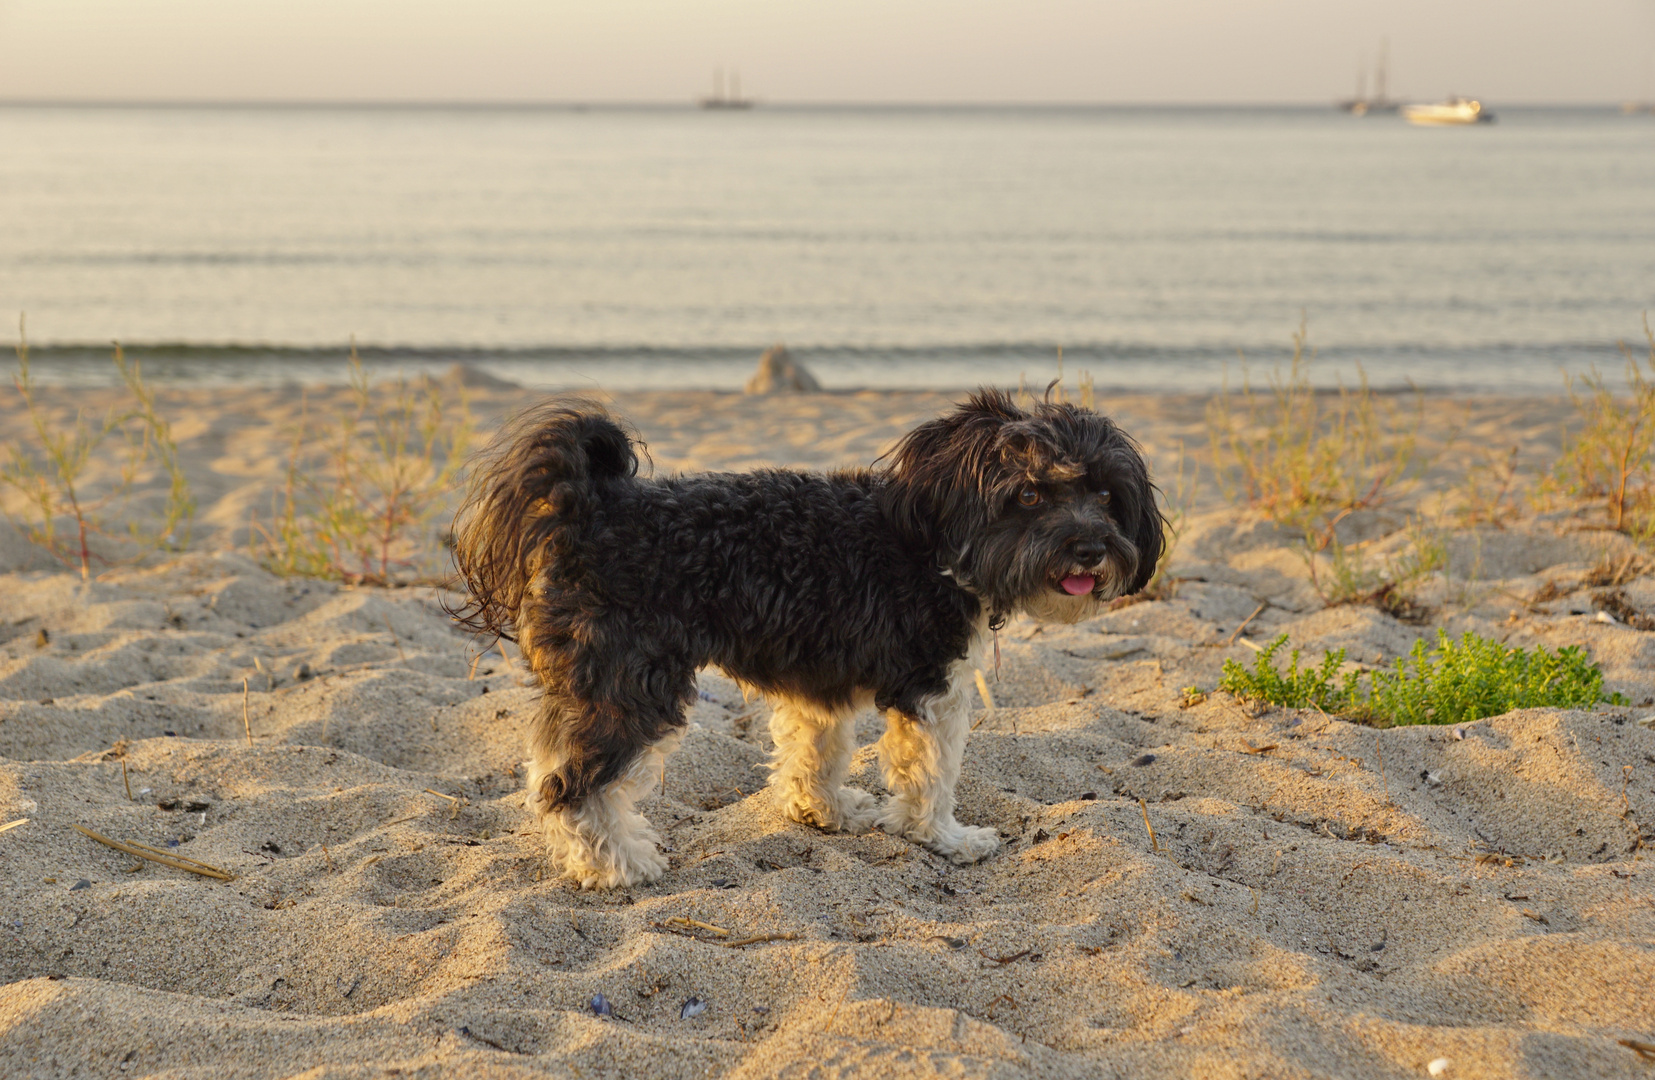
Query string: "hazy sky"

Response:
xmin=1 ymin=0 xmax=1652 ymax=105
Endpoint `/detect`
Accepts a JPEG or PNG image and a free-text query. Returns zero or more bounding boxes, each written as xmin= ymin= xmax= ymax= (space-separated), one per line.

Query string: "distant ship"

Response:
xmin=1339 ymin=38 xmax=1401 ymax=115
xmin=1403 ymin=98 xmax=1495 ymax=125
xmin=699 ymin=67 xmax=754 ymax=110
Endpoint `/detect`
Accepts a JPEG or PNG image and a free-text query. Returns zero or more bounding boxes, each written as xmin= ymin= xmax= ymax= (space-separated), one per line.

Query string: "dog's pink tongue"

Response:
xmin=1060 ymin=574 xmax=1096 ymax=596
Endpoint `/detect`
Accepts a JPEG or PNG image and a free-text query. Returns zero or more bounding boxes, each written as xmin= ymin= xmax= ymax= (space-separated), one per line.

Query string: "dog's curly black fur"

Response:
xmin=450 ymin=388 xmax=1163 ymax=887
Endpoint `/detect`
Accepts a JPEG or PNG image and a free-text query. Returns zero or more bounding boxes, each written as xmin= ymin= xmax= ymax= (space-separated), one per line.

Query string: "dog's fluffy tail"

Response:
xmin=448 ymin=401 xmax=638 ymax=641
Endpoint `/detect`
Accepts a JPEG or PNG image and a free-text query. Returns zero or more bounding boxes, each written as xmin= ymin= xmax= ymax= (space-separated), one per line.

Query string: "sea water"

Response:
xmin=1 ymin=104 xmax=1651 ymax=392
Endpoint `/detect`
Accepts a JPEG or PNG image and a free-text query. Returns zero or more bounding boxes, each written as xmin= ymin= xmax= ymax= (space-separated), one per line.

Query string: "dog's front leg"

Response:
xmin=876 ymin=669 xmax=999 ymax=863
xmin=767 ymin=696 xmax=878 ymax=832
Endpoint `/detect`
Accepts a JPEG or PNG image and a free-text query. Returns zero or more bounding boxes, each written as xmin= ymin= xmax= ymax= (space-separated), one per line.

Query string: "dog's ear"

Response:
xmin=1126 ymin=465 xmax=1167 ymax=595
xmin=880 ymin=388 xmax=1023 ymax=557
xmin=575 ymin=412 xmax=639 ymax=479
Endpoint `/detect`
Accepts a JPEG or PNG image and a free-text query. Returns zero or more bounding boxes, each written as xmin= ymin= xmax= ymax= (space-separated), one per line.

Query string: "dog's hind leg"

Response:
xmin=766 ymin=695 xmax=878 ymax=832
xmin=524 ymin=695 xmax=683 ymax=890
xmin=876 ymin=662 xmax=1000 ymax=863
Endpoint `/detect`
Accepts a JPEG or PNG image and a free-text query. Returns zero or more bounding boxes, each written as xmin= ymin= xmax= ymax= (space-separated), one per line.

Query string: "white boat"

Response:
xmin=1403 ymin=98 xmax=1494 ymax=125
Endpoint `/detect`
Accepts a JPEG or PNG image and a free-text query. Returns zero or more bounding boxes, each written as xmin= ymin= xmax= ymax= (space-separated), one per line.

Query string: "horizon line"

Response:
xmin=0 ymin=97 xmax=1635 ymax=110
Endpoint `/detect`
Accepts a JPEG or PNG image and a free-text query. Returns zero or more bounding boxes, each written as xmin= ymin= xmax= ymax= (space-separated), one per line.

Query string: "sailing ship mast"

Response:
xmin=699 ymin=66 xmax=754 ymax=109
xmin=1339 ymin=38 xmax=1400 ymax=114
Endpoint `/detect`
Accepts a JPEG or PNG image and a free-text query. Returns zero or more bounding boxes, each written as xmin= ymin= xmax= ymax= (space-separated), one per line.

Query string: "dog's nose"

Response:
xmin=1071 ymin=540 xmax=1108 ymax=565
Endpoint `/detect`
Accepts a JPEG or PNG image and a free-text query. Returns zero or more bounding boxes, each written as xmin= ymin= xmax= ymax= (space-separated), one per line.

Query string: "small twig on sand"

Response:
xmin=242 ymin=678 xmax=253 ymax=747
xmin=72 ymin=823 xmax=234 ymax=880
xmin=1224 ymin=602 xmax=1267 ymax=648
xmin=383 ymin=614 xmax=407 ymax=662
xmin=825 ymin=981 xmax=854 ymax=1032
xmin=977 ymin=948 xmax=1032 ymax=965
xmin=0 ymin=819 xmax=29 ymax=835
xmin=720 ymin=932 xmax=800 ymax=948
xmin=423 ymin=788 xmax=465 ymax=819
xmin=973 ymin=669 xmax=995 ymax=711
xmin=122 ymin=759 xmax=133 ymax=801
xmin=1376 ymin=734 xmax=1390 ymax=805
xmin=1138 ymin=798 xmax=1160 ymax=852
xmin=662 ymin=917 xmax=730 ymax=937
xmin=1619 ymin=1038 xmax=1655 ymax=1062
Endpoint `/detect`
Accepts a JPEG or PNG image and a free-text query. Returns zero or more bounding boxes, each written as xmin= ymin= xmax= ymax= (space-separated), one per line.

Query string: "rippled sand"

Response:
xmin=1 ymin=386 xmax=1652 ymax=1079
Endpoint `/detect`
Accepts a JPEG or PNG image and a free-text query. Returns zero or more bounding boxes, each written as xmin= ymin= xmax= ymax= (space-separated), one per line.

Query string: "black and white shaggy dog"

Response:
xmin=450 ymin=389 xmax=1163 ymax=888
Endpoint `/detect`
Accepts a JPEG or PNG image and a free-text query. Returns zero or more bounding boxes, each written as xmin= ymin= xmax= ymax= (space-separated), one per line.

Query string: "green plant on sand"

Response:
xmin=1218 ymin=631 xmax=1624 ymax=726
xmin=253 ymin=347 xmax=473 ymax=585
xmin=0 ymin=320 xmax=194 ymax=579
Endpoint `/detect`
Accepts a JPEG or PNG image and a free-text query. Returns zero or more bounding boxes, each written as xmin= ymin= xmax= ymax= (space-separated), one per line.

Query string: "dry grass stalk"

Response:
xmin=1 ymin=319 xmax=194 ymax=579
xmin=1208 ymin=322 xmax=1424 ymax=527
xmin=973 ymin=669 xmax=996 ymax=711
xmin=251 ymin=345 xmax=472 ymax=585
xmin=382 ymin=614 xmax=407 ymax=661
xmin=1207 ymin=322 xmax=1445 ymax=615
xmin=1224 ymin=602 xmax=1267 ymax=648
xmin=1454 ymin=444 xmax=1522 ymax=527
xmin=423 ymin=788 xmax=466 ymax=819
xmin=1138 ymin=798 xmax=1160 ymax=851
xmin=72 ymin=823 xmax=234 ymax=880
xmin=720 ymin=931 xmax=800 ymax=948
xmin=242 ymin=678 xmax=252 ymax=747
xmin=1542 ymin=318 xmax=1655 ymax=541
xmin=0 ymin=818 xmax=28 ymax=835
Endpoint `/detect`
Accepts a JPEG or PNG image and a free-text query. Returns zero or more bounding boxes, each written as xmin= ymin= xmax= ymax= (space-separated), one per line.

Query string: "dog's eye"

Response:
xmin=1097 ymin=489 xmax=1112 ymax=505
xmin=1017 ymin=486 xmax=1042 ymax=508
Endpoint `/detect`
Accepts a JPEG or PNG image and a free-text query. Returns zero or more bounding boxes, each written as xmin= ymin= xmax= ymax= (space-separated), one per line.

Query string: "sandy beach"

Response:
xmin=2 ymin=383 xmax=1653 ymax=1079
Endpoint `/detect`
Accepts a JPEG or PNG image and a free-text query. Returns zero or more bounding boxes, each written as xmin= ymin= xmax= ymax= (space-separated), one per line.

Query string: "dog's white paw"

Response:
xmin=780 ymin=785 xmax=878 ymax=833
xmin=932 ymin=823 xmax=1000 ymax=864
xmin=878 ymin=804 xmax=1000 ymax=863
xmin=564 ymin=842 xmax=668 ymax=890
xmin=834 ymin=786 xmax=879 ymax=831
xmin=535 ymin=795 xmax=669 ymax=890
xmin=558 ymin=830 xmax=668 ymax=890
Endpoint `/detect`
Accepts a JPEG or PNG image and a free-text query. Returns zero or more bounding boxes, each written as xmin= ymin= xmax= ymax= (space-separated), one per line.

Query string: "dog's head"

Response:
xmin=881 ymin=388 xmax=1164 ymax=623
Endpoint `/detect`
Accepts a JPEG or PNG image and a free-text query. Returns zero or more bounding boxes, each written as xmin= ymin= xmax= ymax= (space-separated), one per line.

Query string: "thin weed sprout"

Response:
xmin=253 ymin=346 xmax=473 ymax=585
xmin=1454 ymin=444 xmax=1523 ymax=529
xmin=1017 ymin=348 xmax=1094 ymax=410
xmin=1541 ymin=316 xmax=1655 ymax=544
xmin=1207 ymin=321 xmax=1442 ymax=612
xmin=0 ymin=317 xmax=194 ymax=579
xmin=1313 ymin=515 xmax=1448 ymax=621
xmin=1217 ymin=631 xmax=1625 ymax=727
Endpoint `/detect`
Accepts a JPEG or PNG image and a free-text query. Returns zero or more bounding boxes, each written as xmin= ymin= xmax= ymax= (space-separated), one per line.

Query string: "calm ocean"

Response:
xmin=2 ymin=104 xmax=1652 ymax=392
